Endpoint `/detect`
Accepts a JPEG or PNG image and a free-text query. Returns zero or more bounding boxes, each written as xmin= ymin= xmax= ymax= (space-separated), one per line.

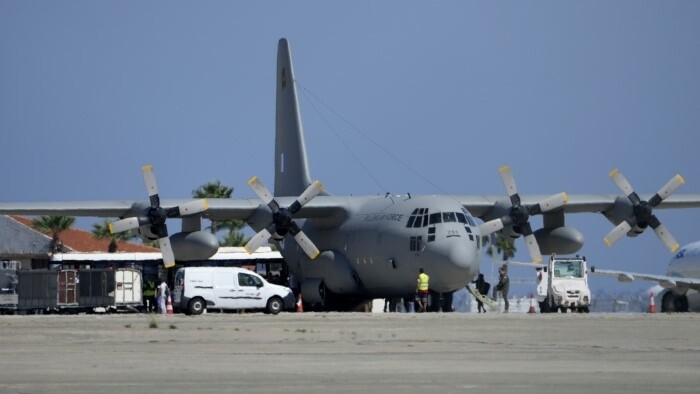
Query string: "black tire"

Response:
xmin=188 ymin=297 xmax=206 ymax=315
xmin=559 ymin=307 xmax=567 ymax=313
xmin=266 ymin=297 xmax=283 ymax=315
xmin=661 ymin=291 xmax=675 ymax=312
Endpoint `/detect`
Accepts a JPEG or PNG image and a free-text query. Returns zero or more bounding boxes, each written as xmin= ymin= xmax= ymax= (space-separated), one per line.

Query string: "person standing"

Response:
xmin=493 ymin=265 xmax=510 ymax=313
xmin=143 ymin=278 xmax=156 ymax=312
xmin=416 ymin=268 xmax=430 ymax=313
xmin=156 ymin=279 xmax=169 ymax=314
xmin=471 ymin=273 xmax=490 ymax=313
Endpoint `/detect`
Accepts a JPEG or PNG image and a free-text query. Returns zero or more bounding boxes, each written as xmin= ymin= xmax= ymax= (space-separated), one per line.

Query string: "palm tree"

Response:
xmin=192 ymin=180 xmax=233 ymax=234
xmin=218 ymin=219 xmax=247 ymax=247
xmin=482 ymin=235 xmax=517 ymax=262
xmin=32 ymin=216 xmax=76 ymax=253
xmin=91 ymin=219 xmax=137 ymax=253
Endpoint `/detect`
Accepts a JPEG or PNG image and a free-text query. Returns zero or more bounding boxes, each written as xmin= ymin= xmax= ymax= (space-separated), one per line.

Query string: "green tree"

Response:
xmin=482 ymin=235 xmax=517 ymax=262
xmin=218 ymin=219 xmax=248 ymax=247
xmin=91 ymin=219 xmax=137 ymax=253
xmin=32 ymin=216 xmax=76 ymax=253
xmin=192 ymin=181 xmax=247 ymax=245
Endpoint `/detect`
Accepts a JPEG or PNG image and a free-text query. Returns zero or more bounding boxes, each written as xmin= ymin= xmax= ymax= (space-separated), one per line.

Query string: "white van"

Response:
xmin=172 ymin=267 xmax=295 ymax=315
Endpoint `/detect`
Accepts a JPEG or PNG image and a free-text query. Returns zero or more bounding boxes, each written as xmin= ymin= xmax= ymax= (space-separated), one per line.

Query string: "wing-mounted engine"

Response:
xmin=244 ymin=176 xmax=324 ymax=259
xmin=602 ymin=169 xmax=684 ymax=253
xmin=479 ymin=166 xmax=569 ymax=264
xmin=109 ymin=165 xmax=212 ymax=267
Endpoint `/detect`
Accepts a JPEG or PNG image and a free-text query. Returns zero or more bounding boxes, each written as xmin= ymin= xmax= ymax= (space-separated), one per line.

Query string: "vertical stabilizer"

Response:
xmin=275 ymin=38 xmax=313 ymax=197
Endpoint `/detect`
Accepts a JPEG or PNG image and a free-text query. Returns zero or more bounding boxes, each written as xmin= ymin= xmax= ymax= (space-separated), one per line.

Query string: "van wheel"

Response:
xmin=188 ymin=298 xmax=206 ymax=315
xmin=266 ymin=297 xmax=283 ymax=315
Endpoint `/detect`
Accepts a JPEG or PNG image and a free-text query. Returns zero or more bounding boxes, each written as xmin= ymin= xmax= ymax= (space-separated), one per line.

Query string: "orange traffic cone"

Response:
xmin=166 ymin=294 xmax=174 ymax=315
xmin=648 ymin=291 xmax=656 ymax=313
xmin=528 ymin=294 xmax=537 ymax=314
xmin=296 ymin=294 xmax=304 ymax=313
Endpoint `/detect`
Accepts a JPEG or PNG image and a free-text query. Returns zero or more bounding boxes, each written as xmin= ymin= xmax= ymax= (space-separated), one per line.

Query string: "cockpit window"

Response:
xmin=456 ymin=212 xmax=467 ymax=224
xmin=406 ymin=208 xmax=429 ymax=228
xmin=429 ymin=213 xmax=442 ymax=224
xmin=442 ymin=212 xmax=457 ymax=222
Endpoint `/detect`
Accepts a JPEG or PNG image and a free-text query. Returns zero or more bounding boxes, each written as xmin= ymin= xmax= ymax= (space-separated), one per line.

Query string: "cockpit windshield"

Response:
xmin=553 ymin=260 xmax=583 ymax=278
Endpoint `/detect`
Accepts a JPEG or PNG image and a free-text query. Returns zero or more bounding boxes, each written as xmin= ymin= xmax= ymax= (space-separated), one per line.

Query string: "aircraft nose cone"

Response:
xmin=429 ymin=240 xmax=479 ymax=292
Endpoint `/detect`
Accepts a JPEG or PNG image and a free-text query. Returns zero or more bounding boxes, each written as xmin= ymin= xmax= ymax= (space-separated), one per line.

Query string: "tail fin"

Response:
xmin=275 ymin=38 xmax=313 ymax=197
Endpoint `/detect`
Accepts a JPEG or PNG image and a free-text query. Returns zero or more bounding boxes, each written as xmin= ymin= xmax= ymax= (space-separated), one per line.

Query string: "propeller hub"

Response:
xmin=510 ymin=205 xmax=530 ymax=226
xmin=148 ymin=207 xmax=168 ymax=227
xmin=273 ymin=209 xmax=294 ymax=234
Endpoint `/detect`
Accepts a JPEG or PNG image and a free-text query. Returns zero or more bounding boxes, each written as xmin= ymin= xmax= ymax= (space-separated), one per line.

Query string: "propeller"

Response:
xmin=479 ymin=166 xmax=569 ymax=264
xmin=109 ymin=165 xmax=209 ymax=268
xmin=244 ymin=176 xmax=323 ymax=260
xmin=603 ymin=169 xmax=684 ymax=253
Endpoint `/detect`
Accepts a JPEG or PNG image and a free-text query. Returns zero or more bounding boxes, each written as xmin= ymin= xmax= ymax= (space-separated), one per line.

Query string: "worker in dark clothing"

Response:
xmin=143 ymin=278 xmax=156 ymax=312
xmin=471 ymin=273 xmax=490 ymax=313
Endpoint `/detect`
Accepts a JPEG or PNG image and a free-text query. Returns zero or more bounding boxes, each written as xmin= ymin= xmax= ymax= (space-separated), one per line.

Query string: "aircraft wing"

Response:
xmin=459 ymin=193 xmax=700 ymax=218
xmin=590 ymin=267 xmax=700 ymax=291
xmin=0 ymin=199 xmax=261 ymax=221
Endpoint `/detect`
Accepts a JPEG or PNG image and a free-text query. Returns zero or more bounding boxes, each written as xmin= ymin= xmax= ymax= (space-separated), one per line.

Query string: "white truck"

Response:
xmin=536 ymin=254 xmax=591 ymax=313
xmin=172 ymin=267 xmax=296 ymax=315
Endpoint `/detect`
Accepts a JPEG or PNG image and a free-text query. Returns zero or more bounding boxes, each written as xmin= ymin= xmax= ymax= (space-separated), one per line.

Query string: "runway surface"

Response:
xmin=0 ymin=312 xmax=698 ymax=394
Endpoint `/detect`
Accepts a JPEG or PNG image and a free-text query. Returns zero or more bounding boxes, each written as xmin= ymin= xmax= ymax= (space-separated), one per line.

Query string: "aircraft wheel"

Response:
xmin=661 ymin=291 xmax=676 ymax=312
xmin=188 ymin=297 xmax=206 ymax=315
xmin=559 ymin=307 xmax=567 ymax=313
xmin=266 ymin=297 xmax=283 ymax=315
xmin=675 ymin=294 xmax=689 ymax=313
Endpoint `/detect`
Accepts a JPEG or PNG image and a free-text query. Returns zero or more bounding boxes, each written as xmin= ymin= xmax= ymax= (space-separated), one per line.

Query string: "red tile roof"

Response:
xmin=10 ymin=216 xmax=159 ymax=253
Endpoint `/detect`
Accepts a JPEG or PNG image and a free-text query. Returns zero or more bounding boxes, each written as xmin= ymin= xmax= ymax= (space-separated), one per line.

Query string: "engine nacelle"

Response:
xmin=169 ymin=231 xmax=219 ymax=261
xmin=534 ymin=226 xmax=585 ymax=255
xmin=603 ymin=197 xmax=644 ymax=236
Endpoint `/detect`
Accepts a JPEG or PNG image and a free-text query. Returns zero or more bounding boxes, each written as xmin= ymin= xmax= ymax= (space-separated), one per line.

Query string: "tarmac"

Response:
xmin=0 ymin=312 xmax=698 ymax=394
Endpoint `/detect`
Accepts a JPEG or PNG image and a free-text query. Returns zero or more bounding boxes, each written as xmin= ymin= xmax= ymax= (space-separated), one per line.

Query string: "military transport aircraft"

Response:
xmin=1 ymin=38 xmax=700 ymax=311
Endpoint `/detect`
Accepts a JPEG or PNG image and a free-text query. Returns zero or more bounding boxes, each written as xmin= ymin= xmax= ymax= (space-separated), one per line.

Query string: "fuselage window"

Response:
xmin=428 ymin=226 xmax=436 ymax=242
xmin=410 ymin=236 xmax=423 ymax=251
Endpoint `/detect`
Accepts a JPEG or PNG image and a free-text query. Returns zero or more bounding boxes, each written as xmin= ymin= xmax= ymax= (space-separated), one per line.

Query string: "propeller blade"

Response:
xmin=499 ymin=166 xmax=517 ymax=197
xmin=247 ymin=176 xmax=274 ymax=205
xmin=537 ymin=192 xmax=569 ymax=213
xmin=523 ymin=234 xmax=542 ymax=264
xmin=178 ymin=199 xmax=209 ymax=216
xmin=293 ymin=230 xmax=320 ymax=260
xmin=159 ymin=237 xmax=176 ymax=268
xmin=142 ymin=165 xmax=159 ymax=207
xmin=609 ymin=168 xmax=634 ymax=196
xmin=479 ymin=219 xmax=504 ymax=237
xmin=649 ymin=174 xmax=685 ymax=207
xmin=603 ymin=221 xmax=632 ymax=247
xmin=652 ymin=223 xmax=680 ymax=253
xmin=109 ymin=217 xmax=142 ymax=233
xmin=290 ymin=180 xmax=324 ymax=213
xmin=244 ymin=228 xmax=273 ymax=255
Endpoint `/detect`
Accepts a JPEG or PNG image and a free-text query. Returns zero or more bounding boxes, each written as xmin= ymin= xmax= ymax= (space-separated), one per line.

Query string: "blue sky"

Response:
xmin=1 ymin=2 xmax=699 ymax=294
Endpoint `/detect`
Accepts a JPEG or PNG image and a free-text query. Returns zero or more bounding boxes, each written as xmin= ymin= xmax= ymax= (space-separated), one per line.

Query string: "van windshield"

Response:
xmin=553 ymin=260 xmax=583 ymax=278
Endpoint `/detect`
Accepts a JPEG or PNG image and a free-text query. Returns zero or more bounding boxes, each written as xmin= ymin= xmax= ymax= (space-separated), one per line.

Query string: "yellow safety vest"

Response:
xmin=417 ymin=273 xmax=429 ymax=291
